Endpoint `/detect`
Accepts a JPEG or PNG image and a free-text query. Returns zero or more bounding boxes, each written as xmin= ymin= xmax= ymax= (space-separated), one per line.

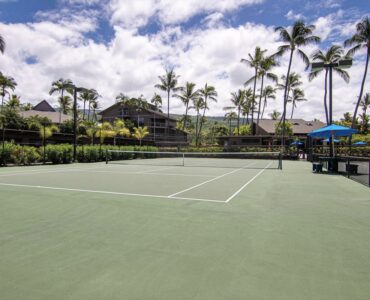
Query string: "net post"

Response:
xmin=182 ymin=153 xmax=185 ymax=166
xmin=106 ymin=149 xmax=109 ymax=164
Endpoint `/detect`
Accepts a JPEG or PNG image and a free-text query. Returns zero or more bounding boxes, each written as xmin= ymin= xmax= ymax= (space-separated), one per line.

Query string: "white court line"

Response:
xmin=225 ymin=162 xmax=272 ymax=203
xmin=0 ymin=182 xmax=224 ymax=203
xmin=0 ymin=167 xmax=95 ymax=177
xmin=167 ymin=162 xmax=256 ymax=197
xmin=78 ymin=170 xmax=216 ymax=178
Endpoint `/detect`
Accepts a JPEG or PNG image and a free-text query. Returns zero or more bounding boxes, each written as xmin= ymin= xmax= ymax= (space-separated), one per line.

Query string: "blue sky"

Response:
xmin=0 ymin=0 xmax=368 ymax=120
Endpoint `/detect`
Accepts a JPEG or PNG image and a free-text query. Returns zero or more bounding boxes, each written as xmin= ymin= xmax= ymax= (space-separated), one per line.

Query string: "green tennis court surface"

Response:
xmin=0 ymin=161 xmax=369 ymax=299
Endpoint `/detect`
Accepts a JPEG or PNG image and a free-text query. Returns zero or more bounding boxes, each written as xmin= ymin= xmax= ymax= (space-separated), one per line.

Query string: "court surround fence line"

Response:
xmin=106 ymin=150 xmax=283 ymax=170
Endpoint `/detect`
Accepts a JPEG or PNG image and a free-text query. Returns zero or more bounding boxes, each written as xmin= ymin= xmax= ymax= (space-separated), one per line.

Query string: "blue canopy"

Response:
xmin=323 ymin=138 xmax=340 ymax=143
xmin=308 ymin=124 xmax=357 ymax=138
xmin=290 ymin=141 xmax=304 ymax=146
xmin=353 ymin=141 xmax=367 ymax=146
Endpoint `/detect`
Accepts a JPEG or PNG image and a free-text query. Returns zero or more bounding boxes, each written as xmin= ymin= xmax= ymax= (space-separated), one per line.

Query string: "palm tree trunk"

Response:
xmin=352 ymin=51 xmax=369 ymax=129
xmin=197 ymin=97 xmax=207 ymax=146
xmin=183 ymin=102 xmax=189 ymax=130
xmin=87 ymin=102 xmax=91 ymax=121
xmin=237 ymin=107 xmax=241 ymax=135
xmin=256 ymin=75 xmax=265 ymax=134
xmin=83 ymin=100 xmax=86 ymax=120
xmin=281 ymin=49 xmax=294 ymax=146
xmin=323 ymin=69 xmax=329 ymax=124
xmin=251 ymin=69 xmax=258 ymax=135
xmin=195 ymin=112 xmax=199 ymax=145
xmin=229 ymin=120 xmax=232 ymax=135
xmin=291 ymin=102 xmax=295 ymax=119
xmin=167 ymin=90 xmax=170 ymax=137
xmin=261 ymin=95 xmax=267 ymax=119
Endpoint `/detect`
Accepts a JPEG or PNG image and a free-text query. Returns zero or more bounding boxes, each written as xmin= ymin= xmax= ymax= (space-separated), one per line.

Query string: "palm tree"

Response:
xmin=90 ymin=100 xmax=99 ymax=122
xmin=6 ymin=94 xmax=21 ymax=109
xmin=151 ymin=93 xmax=162 ymax=110
xmin=287 ymin=88 xmax=307 ymax=119
xmin=173 ymin=82 xmax=199 ymax=130
xmin=241 ymin=47 xmax=266 ymax=130
xmin=192 ymin=97 xmax=204 ymax=145
xmin=269 ymin=110 xmax=281 ymax=120
xmin=261 ymin=86 xmax=276 ymax=119
xmin=225 ymin=90 xmax=246 ymax=135
xmin=277 ymin=72 xmax=303 ymax=103
xmin=224 ymin=111 xmax=237 ymax=135
xmin=58 ymin=95 xmax=72 ymax=122
xmin=155 ymin=69 xmax=180 ymax=136
xmin=86 ymin=89 xmax=100 ymax=121
xmin=49 ymin=78 xmax=73 ymax=115
xmin=132 ymin=126 xmax=149 ymax=146
xmin=241 ymin=88 xmax=254 ymax=124
xmin=344 ymin=17 xmax=370 ymax=129
xmin=309 ymin=45 xmax=350 ymax=124
xmin=0 ymin=73 xmax=17 ymax=112
xmin=246 ymin=55 xmax=278 ymax=126
xmin=112 ymin=119 xmax=130 ymax=145
xmin=274 ymin=21 xmax=320 ymax=143
xmin=197 ymin=83 xmax=217 ymax=145
xmin=0 ymin=34 xmax=5 ymax=54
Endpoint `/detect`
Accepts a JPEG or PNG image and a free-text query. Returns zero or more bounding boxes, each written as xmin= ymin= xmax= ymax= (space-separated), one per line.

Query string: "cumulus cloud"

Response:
xmin=285 ymin=10 xmax=305 ymax=21
xmin=0 ymin=0 xmax=367 ymax=123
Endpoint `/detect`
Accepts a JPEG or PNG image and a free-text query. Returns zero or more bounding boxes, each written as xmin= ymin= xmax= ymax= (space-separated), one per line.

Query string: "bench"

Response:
xmin=312 ymin=162 xmax=323 ymax=173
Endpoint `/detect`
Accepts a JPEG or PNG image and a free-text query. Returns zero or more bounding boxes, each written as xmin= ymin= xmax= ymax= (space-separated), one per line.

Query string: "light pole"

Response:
xmin=311 ymin=58 xmax=352 ymax=157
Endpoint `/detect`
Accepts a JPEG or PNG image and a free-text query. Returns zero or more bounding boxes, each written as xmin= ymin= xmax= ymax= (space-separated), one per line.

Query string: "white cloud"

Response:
xmin=0 ymin=1 xmax=367 ymax=123
xmin=285 ymin=10 xmax=305 ymax=21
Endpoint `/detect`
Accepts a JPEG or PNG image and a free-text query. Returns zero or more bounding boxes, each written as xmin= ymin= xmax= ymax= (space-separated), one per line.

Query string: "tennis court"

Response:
xmin=1 ymin=155 xmax=370 ymax=299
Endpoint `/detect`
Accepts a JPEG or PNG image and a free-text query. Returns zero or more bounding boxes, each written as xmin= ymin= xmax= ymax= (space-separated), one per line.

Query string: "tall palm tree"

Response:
xmin=241 ymin=88 xmax=254 ymax=124
xmin=275 ymin=21 xmax=320 ymax=143
xmin=192 ymin=97 xmax=204 ymax=145
xmin=58 ymin=95 xmax=72 ymax=122
xmin=0 ymin=34 xmax=5 ymax=54
xmin=241 ymin=47 xmax=266 ymax=131
xmin=90 ymin=99 xmax=99 ymax=122
xmin=197 ymin=83 xmax=217 ymax=145
xmin=277 ymin=72 xmax=303 ymax=104
xmin=224 ymin=111 xmax=237 ymax=135
xmin=269 ymin=110 xmax=281 ymax=120
xmin=225 ymin=90 xmax=246 ymax=135
xmin=287 ymin=88 xmax=307 ymax=119
xmin=261 ymin=86 xmax=276 ymax=119
xmin=155 ymin=69 xmax=180 ymax=136
xmin=87 ymin=89 xmax=100 ymax=121
xmin=309 ymin=45 xmax=350 ymax=124
xmin=359 ymin=93 xmax=370 ymax=133
xmin=49 ymin=78 xmax=73 ymax=115
xmin=248 ymin=55 xmax=278 ymax=129
xmin=344 ymin=17 xmax=370 ymax=129
xmin=0 ymin=73 xmax=17 ymax=112
xmin=173 ymin=82 xmax=199 ymax=130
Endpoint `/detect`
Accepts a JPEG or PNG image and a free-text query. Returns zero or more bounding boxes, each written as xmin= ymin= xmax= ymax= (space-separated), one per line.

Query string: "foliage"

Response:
xmin=275 ymin=121 xmax=293 ymax=136
xmin=132 ymin=126 xmax=149 ymax=145
xmin=233 ymin=124 xmax=251 ymax=135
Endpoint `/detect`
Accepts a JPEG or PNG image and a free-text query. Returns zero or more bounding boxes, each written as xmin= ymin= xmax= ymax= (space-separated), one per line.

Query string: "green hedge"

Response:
xmin=0 ymin=142 xmax=159 ymax=166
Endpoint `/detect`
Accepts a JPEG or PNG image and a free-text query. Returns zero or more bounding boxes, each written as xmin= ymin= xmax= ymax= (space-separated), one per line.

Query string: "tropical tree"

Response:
xmin=0 ymin=73 xmax=17 ymax=111
xmin=344 ymin=17 xmax=370 ymax=129
xmin=192 ymin=97 xmax=205 ymax=144
xmin=269 ymin=110 xmax=281 ymax=120
xmin=49 ymin=78 xmax=73 ymax=114
xmin=6 ymin=94 xmax=21 ymax=109
xmin=287 ymin=88 xmax=307 ymax=119
xmin=261 ymin=86 xmax=276 ymax=119
xmin=224 ymin=111 xmax=237 ymax=135
xmin=95 ymin=122 xmax=114 ymax=146
xmin=309 ymin=45 xmax=350 ymax=124
xmin=132 ymin=126 xmax=149 ymax=146
xmin=359 ymin=93 xmax=370 ymax=133
xmin=90 ymin=99 xmax=99 ymax=122
xmin=247 ymin=55 xmax=278 ymax=126
xmin=151 ymin=93 xmax=162 ymax=110
xmin=155 ymin=69 xmax=180 ymax=135
xmin=173 ymin=82 xmax=199 ymax=130
xmin=241 ymin=88 xmax=254 ymax=125
xmin=86 ymin=89 xmax=100 ymax=121
xmin=233 ymin=124 xmax=251 ymax=135
xmin=274 ymin=21 xmax=320 ymax=142
xmin=58 ymin=95 xmax=72 ymax=123
xmin=225 ymin=89 xmax=246 ymax=135
xmin=275 ymin=121 xmax=293 ymax=136
xmin=197 ymin=83 xmax=217 ymax=144
xmin=241 ymin=47 xmax=267 ymax=129
xmin=112 ymin=119 xmax=130 ymax=145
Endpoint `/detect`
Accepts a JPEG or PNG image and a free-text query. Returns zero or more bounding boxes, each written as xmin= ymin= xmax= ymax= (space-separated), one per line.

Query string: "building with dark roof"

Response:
xmin=20 ymin=100 xmax=72 ymax=124
xmin=99 ymin=102 xmax=188 ymax=146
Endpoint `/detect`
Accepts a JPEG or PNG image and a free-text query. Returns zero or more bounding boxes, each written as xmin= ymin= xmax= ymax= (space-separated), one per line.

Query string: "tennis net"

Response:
xmin=106 ymin=150 xmax=282 ymax=169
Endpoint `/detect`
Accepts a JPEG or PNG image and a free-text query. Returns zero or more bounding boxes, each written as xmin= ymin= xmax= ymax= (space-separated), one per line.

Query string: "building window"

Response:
xmin=120 ymin=108 xmax=129 ymax=117
xmin=138 ymin=117 xmax=144 ymax=126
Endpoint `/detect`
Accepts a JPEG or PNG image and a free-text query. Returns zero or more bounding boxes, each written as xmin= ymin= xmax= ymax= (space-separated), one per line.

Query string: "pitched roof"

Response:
xmin=33 ymin=100 xmax=56 ymax=112
xmin=20 ymin=110 xmax=72 ymax=124
xmin=257 ymin=119 xmax=326 ymax=134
